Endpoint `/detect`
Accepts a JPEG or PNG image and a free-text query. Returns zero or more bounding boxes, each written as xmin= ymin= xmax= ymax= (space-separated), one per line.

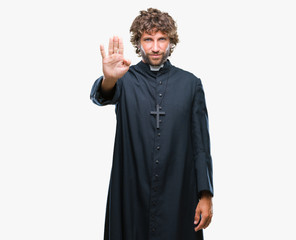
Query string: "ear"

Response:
xmin=167 ymin=43 xmax=172 ymax=56
xmin=166 ymin=43 xmax=171 ymax=51
xmin=139 ymin=44 xmax=147 ymax=57
xmin=137 ymin=42 xmax=142 ymax=56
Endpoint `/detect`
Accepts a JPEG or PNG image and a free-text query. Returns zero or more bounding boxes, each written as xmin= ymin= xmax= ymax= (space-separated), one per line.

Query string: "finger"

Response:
xmin=203 ymin=208 xmax=213 ymax=229
xmin=100 ymin=44 xmax=106 ymax=59
xmin=108 ymin=37 xmax=113 ymax=55
xmin=193 ymin=210 xmax=200 ymax=225
xmin=123 ymin=58 xmax=131 ymax=66
xmin=194 ymin=215 xmax=208 ymax=232
xmin=203 ymin=217 xmax=212 ymax=229
xmin=113 ymin=36 xmax=119 ymax=54
xmin=118 ymin=37 xmax=124 ymax=55
xmin=202 ymin=214 xmax=212 ymax=229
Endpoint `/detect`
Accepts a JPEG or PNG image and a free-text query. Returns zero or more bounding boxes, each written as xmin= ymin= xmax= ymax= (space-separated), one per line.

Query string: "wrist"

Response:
xmin=199 ymin=190 xmax=213 ymax=199
xmin=101 ymin=76 xmax=117 ymax=92
xmin=103 ymin=75 xmax=118 ymax=83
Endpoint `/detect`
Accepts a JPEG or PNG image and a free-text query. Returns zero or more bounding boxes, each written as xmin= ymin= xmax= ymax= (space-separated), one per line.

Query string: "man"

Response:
xmin=90 ymin=8 xmax=213 ymax=240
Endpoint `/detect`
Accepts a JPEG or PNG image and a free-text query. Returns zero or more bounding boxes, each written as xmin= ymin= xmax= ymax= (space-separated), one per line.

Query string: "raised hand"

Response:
xmin=100 ymin=36 xmax=131 ymax=83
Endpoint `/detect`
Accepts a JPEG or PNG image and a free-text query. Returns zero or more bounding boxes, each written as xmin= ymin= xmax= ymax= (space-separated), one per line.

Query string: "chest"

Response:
xmin=120 ymin=73 xmax=194 ymax=124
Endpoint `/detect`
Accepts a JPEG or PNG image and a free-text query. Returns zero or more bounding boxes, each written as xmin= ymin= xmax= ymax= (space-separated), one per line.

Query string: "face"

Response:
xmin=140 ymin=30 xmax=170 ymax=66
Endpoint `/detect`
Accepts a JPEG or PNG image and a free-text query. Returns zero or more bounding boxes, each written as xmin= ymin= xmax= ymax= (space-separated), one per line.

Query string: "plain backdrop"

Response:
xmin=1 ymin=0 xmax=295 ymax=239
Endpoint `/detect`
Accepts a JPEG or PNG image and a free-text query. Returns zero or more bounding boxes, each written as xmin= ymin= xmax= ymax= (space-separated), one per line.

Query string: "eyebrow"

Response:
xmin=142 ymin=36 xmax=168 ymax=40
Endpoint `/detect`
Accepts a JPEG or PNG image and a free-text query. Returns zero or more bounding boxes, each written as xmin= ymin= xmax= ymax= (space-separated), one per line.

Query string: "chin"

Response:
xmin=148 ymin=58 xmax=163 ymax=66
xmin=150 ymin=61 xmax=162 ymax=66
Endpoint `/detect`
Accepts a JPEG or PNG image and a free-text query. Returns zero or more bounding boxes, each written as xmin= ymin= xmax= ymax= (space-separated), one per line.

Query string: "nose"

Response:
xmin=152 ymin=40 xmax=160 ymax=52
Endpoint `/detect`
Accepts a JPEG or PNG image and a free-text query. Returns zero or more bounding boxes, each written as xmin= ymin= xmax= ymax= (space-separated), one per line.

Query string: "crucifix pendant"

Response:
xmin=150 ymin=104 xmax=165 ymax=129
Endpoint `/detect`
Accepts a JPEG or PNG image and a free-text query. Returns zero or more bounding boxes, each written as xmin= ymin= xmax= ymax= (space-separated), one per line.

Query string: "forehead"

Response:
xmin=141 ymin=30 xmax=168 ymax=39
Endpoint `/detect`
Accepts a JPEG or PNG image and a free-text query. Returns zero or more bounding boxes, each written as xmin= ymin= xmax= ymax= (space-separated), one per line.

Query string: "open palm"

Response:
xmin=100 ymin=36 xmax=131 ymax=81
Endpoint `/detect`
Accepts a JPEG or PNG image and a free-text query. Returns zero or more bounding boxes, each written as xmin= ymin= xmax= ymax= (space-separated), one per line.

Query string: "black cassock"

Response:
xmin=90 ymin=60 xmax=213 ymax=240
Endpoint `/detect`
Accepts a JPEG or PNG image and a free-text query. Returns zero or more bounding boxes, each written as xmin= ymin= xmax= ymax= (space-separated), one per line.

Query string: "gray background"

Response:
xmin=1 ymin=0 xmax=295 ymax=239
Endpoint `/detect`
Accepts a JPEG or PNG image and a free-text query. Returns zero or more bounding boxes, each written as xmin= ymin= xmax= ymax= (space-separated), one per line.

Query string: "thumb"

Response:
xmin=123 ymin=58 xmax=131 ymax=66
xmin=194 ymin=208 xmax=201 ymax=225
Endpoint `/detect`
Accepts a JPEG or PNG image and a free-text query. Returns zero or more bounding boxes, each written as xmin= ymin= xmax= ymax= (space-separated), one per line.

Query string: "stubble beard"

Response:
xmin=140 ymin=44 xmax=170 ymax=67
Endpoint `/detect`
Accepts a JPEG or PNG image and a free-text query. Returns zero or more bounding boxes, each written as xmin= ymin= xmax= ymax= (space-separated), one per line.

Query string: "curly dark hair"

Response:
xmin=130 ymin=8 xmax=179 ymax=56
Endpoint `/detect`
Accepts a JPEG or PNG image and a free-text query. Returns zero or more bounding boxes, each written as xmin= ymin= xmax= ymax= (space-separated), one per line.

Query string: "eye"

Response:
xmin=144 ymin=38 xmax=152 ymax=41
xmin=160 ymin=37 xmax=167 ymax=41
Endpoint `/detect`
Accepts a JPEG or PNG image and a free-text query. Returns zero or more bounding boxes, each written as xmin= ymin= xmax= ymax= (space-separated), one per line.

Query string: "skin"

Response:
xmin=100 ymin=36 xmax=131 ymax=93
xmin=99 ymin=33 xmax=213 ymax=232
xmin=139 ymin=30 xmax=170 ymax=66
xmin=194 ymin=191 xmax=213 ymax=232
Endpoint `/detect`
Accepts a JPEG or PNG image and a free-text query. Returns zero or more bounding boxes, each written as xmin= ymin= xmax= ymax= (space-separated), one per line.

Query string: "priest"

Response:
xmin=90 ymin=8 xmax=214 ymax=240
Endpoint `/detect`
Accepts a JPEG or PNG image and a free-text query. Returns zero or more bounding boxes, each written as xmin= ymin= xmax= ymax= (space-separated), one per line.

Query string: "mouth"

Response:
xmin=150 ymin=54 xmax=161 ymax=58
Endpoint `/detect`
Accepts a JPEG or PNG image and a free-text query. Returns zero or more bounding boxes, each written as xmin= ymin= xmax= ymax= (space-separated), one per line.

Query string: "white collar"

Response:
xmin=149 ymin=64 xmax=164 ymax=71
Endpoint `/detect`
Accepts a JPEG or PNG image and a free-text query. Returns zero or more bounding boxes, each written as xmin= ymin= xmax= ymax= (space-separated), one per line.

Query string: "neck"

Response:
xmin=149 ymin=64 xmax=164 ymax=71
xmin=141 ymin=59 xmax=167 ymax=71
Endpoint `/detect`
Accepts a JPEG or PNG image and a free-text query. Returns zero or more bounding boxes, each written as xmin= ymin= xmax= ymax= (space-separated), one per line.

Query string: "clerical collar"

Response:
xmin=149 ymin=64 xmax=164 ymax=71
xmin=136 ymin=60 xmax=172 ymax=76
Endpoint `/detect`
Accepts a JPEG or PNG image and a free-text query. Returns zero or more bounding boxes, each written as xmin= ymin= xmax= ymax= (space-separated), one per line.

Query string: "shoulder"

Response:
xmin=122 ymin=64 xmax=139 ymax=79
xmin=128 ymin=64 xmax=137 ymax=72
xmin=116 ymin=65 xmax=138 ymax=85
xmin=127 ymin=64 xmax=139 ymax=76
xmin=172 ymin=65 xmax=202 ymax=86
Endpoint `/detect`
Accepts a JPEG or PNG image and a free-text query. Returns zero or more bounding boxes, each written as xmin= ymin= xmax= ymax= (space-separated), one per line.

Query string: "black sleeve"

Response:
xmin=191 ymin=78 xmax=214 ymax=198
xmin=90 ymin=76 xmax=122 ymax=106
